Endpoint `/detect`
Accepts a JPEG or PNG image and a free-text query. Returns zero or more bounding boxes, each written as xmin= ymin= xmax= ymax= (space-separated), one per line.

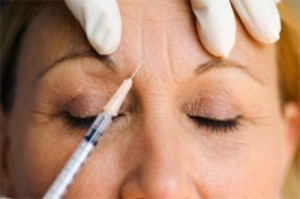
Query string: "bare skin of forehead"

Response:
xmin=25 ymin=0 xmax=277 ymax=85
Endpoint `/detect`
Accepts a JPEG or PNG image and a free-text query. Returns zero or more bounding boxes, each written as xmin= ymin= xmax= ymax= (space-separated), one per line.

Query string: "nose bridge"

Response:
xmin=140 ymin=92 xmax=180 ymax=162
xmin=121 ymin=91 xmax=199 ymax=197
xmin=142 ymin=101 xmax=181 ymax=168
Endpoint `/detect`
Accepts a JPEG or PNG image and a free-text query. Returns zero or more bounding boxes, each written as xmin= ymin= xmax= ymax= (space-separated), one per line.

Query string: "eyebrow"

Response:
xmin=195 ymin=60 xmax=264 ymax=85
xmin=38 ymin=53 xmax=264 ymax=85
xmin=37 ymin=50 xmax=116 ymax=80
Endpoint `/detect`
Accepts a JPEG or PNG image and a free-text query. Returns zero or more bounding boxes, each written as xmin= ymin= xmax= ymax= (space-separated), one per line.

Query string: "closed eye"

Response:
xmin=189 ymin=115 xmax=242 ymax=133
xmin=63 ymin=111 xmax=125 ymax=130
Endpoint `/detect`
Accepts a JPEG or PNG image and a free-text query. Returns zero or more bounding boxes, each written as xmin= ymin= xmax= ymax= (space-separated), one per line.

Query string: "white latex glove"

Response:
xmin=191 ymin=0 xmax=282 ymax=57
xmin=64 ymin=0 xmax=121 ymax=55
xmin=65 ymin=0 xmax=281 ymax=58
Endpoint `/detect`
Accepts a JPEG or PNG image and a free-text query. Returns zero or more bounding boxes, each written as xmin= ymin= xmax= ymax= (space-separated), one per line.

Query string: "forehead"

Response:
xmin=22 ymin=0 xmax=277 ymax=84
xmin=116 ymin=0 xmax=276 ymax=75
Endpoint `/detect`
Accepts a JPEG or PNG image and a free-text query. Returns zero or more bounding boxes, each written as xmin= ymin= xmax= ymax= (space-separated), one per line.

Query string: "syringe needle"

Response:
xmin=130 ymin=60 xmax=143 ymax=80
xmin=103 ymin=61 xmax=143 ymax=116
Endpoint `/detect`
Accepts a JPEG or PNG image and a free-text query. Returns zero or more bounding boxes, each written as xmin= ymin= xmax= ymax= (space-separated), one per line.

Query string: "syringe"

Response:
xmin=43 ymin=61 xmax=143 ymax=199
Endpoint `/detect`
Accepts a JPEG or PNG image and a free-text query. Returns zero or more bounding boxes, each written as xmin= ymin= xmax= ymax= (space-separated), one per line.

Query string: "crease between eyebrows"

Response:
xmin=195 ymin=60 xmax=265 ymax=85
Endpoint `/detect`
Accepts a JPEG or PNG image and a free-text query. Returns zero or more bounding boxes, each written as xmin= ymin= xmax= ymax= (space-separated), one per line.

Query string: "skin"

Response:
xmin=1 ymin=1 xmax=299 ymax=198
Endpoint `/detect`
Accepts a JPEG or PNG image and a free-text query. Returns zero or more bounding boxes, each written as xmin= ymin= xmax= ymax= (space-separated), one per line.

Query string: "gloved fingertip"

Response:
xmin=94 ymin=42 xmax=120 ymax=55
xmin=232 ymin=0 xmax=281 ymax=44
xmin=196 ymin=30 xmax=233 ymax=58
xmin=192 ymin=0 xmax=235 ymax=58
xmin=212 ymin=46 xmax=232 ymax=58
xmin=195 ymin=18 xmax=234 ymax=58
xmin=219 ymin=49 xmax=231 ymax=59
xmin=253 ymin=24 xmax=281 ymax=44
xmin=264 ymin=33 xmax=280 ymax=44
xmin=67 ymin=0 xmax=122 ymax=55
xmin=89 ymin=30 xmax=121 ymax=55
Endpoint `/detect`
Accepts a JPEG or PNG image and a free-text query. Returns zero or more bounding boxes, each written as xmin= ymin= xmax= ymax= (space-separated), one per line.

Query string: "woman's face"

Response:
xmin=2 ymin=1 xmax=298 ymax=198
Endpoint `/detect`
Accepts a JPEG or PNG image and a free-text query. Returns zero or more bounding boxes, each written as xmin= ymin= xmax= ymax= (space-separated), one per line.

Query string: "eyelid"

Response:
xmin=189 ymin=115 xmax=242 ymax=133
xmin=183 ymin=97 xmax=241 ymax=121
xmin=63 ymin=110 xmax=126 ymax=130
xmin=65 ymin=96 xmax=132 ymax=120
xmin=65 ymin=94 xmax=109 ymax=118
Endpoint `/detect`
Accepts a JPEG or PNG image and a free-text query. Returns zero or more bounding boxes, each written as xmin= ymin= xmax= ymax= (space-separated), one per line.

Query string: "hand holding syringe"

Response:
xmin=43 ymin=61 xmax=143 ymax=199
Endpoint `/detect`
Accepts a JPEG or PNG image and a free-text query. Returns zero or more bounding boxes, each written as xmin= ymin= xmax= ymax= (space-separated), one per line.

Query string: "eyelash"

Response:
xmin=63 ymin=112 xmax=241 ymax=133
xmin=64 ymin=111 xmax=96 ymax=129
xmin=63 ymin=111 xmax=124 ymax=129
xmin=189 ymin=116 xmax=241 ymax=133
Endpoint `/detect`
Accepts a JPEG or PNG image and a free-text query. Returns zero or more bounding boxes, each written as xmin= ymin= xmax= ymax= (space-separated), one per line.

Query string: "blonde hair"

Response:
xmin=0 ymin=1 xmax=299 ymax=198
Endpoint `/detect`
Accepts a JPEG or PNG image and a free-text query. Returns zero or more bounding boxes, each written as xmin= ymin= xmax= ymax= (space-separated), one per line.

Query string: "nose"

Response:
xmin=120 ymin=102 xmax=199 ymax=198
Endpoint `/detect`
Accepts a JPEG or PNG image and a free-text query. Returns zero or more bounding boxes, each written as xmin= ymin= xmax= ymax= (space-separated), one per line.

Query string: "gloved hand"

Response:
xmin=191 ymin=0 xmax=282 ymax=57
xmin=64 ymin=0 xmax=122 ymax=55
xmin=64 ymin=0 xmax=281 ymax=58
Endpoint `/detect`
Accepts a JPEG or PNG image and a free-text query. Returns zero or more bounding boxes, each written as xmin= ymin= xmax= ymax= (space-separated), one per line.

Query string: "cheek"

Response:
xmin=188 ymin=128 xmax=285 ymax=197
xmin=8 ymin=109 xmax=138 ymax=197
xmin=9 ymin=120 xmax=102 ymax=197
xmin=64 ymin=132 xmax=143 ymax=198
xmin=9 ymin=119 xmax=78 ymax=197
xmin=7 ymin=91 xmax=87 ymax=197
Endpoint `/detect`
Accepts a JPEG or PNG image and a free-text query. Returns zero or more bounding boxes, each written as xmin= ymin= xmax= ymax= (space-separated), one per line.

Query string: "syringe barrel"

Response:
xmin=43 ymin=113 xmax=112 ymax=199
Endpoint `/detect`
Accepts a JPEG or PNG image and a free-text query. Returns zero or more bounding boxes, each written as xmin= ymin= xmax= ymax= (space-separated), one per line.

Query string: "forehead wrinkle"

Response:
xmin=119 ymin=0 xmax=192 ymax=22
